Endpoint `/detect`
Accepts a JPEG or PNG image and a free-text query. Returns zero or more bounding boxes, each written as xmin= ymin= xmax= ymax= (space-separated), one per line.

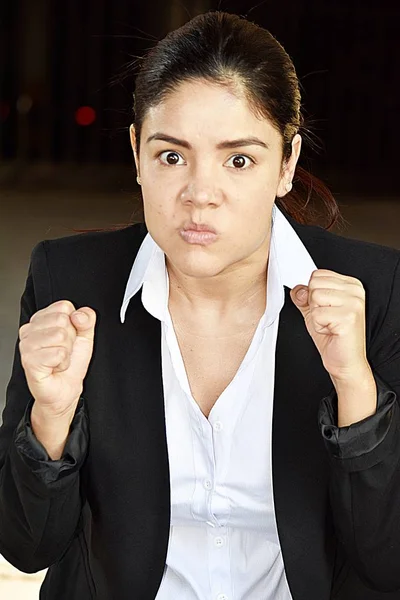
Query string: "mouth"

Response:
xmin=180 ymin=223 xmax=218 ymax=246
xmin=182 ymin=222 xmax=217 ymax=234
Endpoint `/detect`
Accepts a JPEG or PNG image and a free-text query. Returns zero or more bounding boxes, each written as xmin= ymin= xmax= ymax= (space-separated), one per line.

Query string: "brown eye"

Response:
xmin=233 ymin=156 xmax=245 ymax=168
xmin=226 ymin=154 xmax=254 ymax=169
xmin=166 ymin=152 xmax=179 ymax=164
xmin=159 ymin=151 xmax=184 ymax=165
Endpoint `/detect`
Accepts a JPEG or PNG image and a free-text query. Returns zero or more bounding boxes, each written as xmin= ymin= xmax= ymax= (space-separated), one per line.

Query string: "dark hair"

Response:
xmin=73 ymin=11 xmax=344 ymax=235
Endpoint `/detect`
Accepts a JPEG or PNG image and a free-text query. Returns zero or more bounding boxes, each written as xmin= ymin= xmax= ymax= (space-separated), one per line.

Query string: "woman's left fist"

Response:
xmin=290 ymin=269 xmax=370 ymax=383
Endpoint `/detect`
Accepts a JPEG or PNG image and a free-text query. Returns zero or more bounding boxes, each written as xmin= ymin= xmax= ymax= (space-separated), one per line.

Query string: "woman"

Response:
xmin=1 ymin=10 xmax=400 ymax=600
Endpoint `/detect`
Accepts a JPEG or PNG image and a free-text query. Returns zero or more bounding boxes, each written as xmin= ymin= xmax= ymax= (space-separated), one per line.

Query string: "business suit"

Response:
xmin=0 ymin=208 xmax=400 ymax=599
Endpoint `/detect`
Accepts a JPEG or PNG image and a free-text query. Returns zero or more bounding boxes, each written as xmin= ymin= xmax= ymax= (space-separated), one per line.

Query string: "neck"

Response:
xmin=167 ymin=236 xmax=270 ymax=328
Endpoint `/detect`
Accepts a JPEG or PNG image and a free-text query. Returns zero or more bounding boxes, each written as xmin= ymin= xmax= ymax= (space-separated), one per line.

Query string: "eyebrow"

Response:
xmin=146 ymin=132 xmax=269 ymax=150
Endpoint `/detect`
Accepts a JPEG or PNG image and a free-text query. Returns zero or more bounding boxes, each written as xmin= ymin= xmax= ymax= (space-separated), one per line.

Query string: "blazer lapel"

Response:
xmin=86 ymin=289 xmax=171 ymax=597
xmin=272 ymin=285 xmax=336 ymax=599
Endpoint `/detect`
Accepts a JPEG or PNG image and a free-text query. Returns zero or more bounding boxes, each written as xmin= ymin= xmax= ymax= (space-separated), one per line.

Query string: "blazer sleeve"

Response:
xmin=0 ymin=241 xmax=89 ymax=573
xmin=318 ymin=254 xmax=400 ymax=592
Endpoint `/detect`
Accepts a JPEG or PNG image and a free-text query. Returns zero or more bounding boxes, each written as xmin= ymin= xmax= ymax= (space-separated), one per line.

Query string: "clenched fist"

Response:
xmin=19 ymin=300 xmax=96 ymax=419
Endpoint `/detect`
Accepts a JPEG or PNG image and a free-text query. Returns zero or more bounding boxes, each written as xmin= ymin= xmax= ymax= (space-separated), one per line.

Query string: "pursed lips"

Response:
xmin=182 ymin=222 xmax=217 ymax=234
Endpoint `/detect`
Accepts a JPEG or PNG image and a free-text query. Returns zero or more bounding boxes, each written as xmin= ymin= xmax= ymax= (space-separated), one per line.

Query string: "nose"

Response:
xmin=180 ymin=170 xmax=222 ymax=209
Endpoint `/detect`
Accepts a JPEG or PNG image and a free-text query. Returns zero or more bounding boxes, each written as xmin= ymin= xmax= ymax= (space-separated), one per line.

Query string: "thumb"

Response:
xmin=290 ymin=286 xmax=309 ymax=312
xmin=71 ymin=308 xmax=96 ymax=339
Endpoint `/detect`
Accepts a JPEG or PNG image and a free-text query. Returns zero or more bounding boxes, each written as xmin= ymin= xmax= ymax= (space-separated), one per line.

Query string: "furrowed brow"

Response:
xmin=146 ymin=133 xmax=269 ymax=151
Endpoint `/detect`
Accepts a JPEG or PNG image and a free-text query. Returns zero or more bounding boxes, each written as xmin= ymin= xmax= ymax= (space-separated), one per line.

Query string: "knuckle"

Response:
xmin=350 ymin=276 xmax=362 ymax=286
xmin=350 ymin=298 xmax=363 ymax=313
xmin=19 ymin=346 xmax=31 ymax=367
xmin=55 ymin=300 xmax=75 ymax=311
xmin=349 ymin=310 xmax=359 ymax=323
xmin=55 ymin=312 xmax=71 ymax=328
xmin=311 ymin=288 xmax=320 ymax=300
xmin=32 ymin=300 xmax=75 ymax=321
xmin=20 ymin=354 xmax=28 ymax=370
xmin=18 ymin=339 xmax=27 ymax=357
xmin=58 ymin=347 xmax=68 ymax=359
xmin=55 ymin=327 xmax=68 ymax=343
xmin=19 ymin=323 xmax=29 ymax=339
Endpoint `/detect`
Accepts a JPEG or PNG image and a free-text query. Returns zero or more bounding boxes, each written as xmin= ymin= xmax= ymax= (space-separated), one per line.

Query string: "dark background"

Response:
xmin=0 ymin=0 xmax=398 ymax=192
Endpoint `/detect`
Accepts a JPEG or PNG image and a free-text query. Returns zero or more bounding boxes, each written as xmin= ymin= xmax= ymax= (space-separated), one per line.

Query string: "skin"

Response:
xmin=129 ymin=79 xmax=301 ymax=331
xmin=292 ymin=271 xmax=377 ymax=426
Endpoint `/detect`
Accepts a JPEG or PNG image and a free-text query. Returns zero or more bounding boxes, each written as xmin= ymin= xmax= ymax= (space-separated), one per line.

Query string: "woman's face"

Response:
xmin=130 ymin=79 xmax=301 ymax=280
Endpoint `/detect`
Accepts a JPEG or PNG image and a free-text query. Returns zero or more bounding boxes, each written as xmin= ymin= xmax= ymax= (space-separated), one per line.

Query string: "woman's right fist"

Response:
xmin=19 ymin=300 xmax=96 ymax=417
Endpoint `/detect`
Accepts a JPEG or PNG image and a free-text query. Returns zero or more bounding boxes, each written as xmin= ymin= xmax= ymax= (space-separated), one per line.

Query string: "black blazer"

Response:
xmin=1 ymin=210 xmax=400 ymax=600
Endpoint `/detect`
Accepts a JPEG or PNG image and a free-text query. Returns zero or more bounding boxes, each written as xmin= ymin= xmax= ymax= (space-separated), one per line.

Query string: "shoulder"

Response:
xmin=30 ymin=222 xmax=147 ymax=269
xmin=27 ymin=223 xmax=148 ymax=308
xmin=289 ymin=216 xmax=400 ymax=279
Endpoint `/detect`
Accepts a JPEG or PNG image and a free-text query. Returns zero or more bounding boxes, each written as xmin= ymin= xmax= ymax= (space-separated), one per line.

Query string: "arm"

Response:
xmin=0 ymin=243 xmax=89 ymax=572
xmin=319 ymin=255 xmax=400 ymax=592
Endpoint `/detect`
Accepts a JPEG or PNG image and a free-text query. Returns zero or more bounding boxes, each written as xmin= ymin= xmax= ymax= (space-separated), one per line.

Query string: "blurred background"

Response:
xmin=0 ymin=0 xmax=399 ymax=595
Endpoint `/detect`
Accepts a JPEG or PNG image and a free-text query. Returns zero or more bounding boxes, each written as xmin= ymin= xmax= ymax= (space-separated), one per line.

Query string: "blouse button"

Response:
xmin=214 ymin=536 xmax=224 ymax=547
xmin=213 ymin=421 xmax=223 ymax=432
xmin=203 ymin=479 xmax=212 ymax=490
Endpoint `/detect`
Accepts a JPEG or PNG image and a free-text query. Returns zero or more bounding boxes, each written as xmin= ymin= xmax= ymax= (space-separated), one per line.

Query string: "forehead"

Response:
xmin=142 ymin=79 xmax=280 ymax=145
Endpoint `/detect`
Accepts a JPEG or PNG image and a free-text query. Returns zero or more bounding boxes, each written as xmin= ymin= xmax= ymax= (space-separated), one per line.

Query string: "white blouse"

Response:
xmin=120 ymin=205 xmax=317 ymax=600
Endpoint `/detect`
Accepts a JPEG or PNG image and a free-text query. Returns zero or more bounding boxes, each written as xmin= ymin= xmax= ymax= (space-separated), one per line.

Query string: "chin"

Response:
xmin=170 ymin=252 xmax=228 ymax=279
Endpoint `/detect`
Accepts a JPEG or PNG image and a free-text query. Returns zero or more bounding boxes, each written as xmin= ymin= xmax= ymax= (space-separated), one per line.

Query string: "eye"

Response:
xmin=225 ymin=154 xmax=255 ymax=170
xmin=158 ymin=151 xmax=185 ymax=166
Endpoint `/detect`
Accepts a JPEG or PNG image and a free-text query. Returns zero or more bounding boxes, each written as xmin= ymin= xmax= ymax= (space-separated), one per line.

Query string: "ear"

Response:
xmin=276 ymin=133 xmax=302 ymax=198
xmin=129 ymin=124 xmax=140 ymax=176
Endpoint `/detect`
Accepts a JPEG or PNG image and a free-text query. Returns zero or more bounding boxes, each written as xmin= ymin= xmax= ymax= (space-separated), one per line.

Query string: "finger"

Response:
xmin=69 ymin=307 xmax=96 ymax=342
xmin=309 ymin=288 xmax=347 ymax=308
xmin=310 ymin=289 xmax=365 ymax=311
xmin=22 ymin=346 xmax=71 ymax=379
xmin=308 ymin=275 xmax=363 ymax=290
xmin=310 ymin=272 xmax=363 ymax=288
xmin=20 ymin=311 xmax=75 ymax=340
xmin=310 ymin=306 xmax=361 ymax=334
xmin=29 ymin=300 xmax=76 ymax=324
xmin=19 ymin=322 xmax=76 ymax=356
xmin=19 ymin=326 xmax=74 ymax=357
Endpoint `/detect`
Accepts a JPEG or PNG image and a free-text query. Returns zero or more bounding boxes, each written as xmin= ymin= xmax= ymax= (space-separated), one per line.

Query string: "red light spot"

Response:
xmin=75 ymin=106 xmax=96 ymax=126
xmin=0 ymin=102 xmax=10 ymax=121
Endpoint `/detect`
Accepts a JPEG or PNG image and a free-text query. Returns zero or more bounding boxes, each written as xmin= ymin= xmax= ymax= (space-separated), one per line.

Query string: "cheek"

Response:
xmin=239 ymin=187 xmax=276 ymax=221
xmin=142 ymin=192 xmax=180 ymax=237
xmin=143 ymin=185 xmax=169 ymax=215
